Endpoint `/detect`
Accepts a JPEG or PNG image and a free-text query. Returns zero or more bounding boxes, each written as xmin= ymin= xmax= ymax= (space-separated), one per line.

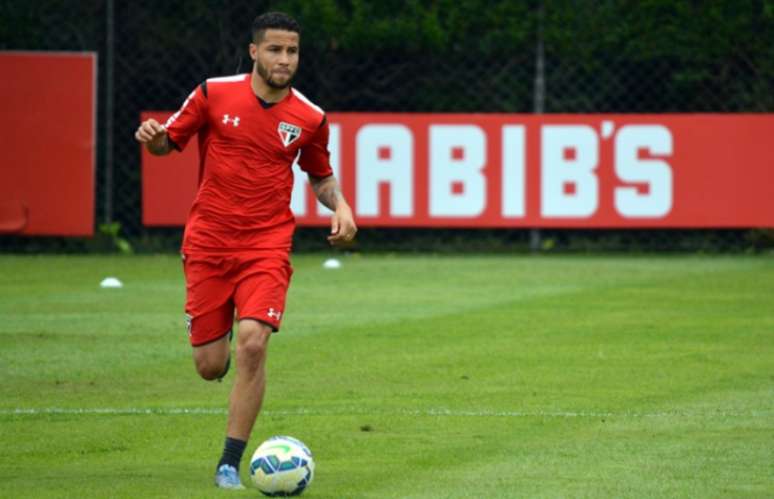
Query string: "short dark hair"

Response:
xmin=251 ymin=12 xmax=301 ymax=43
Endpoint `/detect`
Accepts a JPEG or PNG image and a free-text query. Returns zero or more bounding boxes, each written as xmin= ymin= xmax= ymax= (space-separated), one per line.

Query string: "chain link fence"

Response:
xmin=2 ymin=0 xmax=773 ymax=252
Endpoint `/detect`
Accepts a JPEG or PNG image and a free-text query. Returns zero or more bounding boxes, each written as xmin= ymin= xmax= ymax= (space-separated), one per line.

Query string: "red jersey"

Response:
xmin=164 ymin=73 xmax=333 ymax=253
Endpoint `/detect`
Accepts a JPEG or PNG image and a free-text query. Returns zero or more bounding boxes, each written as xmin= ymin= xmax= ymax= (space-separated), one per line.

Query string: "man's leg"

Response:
xmin=214 ymin=254 xmax=290 ymax=487
xmin=184 ymin=252 xmax=235 ymax=381
xmin=214 ymin=319 xmax=272 ymax=488
xmin=226 ymin=319 xmax=272 ymax=440
xmin=192 ymin=334 xmax=231 ymax=380
xmin=189 ymin=305 xmax=234 ymax=381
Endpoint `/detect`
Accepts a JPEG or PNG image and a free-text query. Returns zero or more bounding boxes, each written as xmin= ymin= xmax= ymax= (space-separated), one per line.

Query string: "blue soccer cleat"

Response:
xmin=214 ymin=464 xmax=245 ymax=490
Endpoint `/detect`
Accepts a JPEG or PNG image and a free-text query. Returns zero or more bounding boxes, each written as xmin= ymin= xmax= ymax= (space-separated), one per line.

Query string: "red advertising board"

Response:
xmin=0 ymin=51 xmax=96 ymax=236
xmin=142 ymin=113 xmax=774 ymax=228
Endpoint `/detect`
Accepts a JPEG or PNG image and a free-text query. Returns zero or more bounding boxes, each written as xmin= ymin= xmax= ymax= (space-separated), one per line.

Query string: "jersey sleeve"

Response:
xmin=164 ymin=83 xmax=208 ymax=151
xmin=297 ymin=117 xmax=334 ymax=178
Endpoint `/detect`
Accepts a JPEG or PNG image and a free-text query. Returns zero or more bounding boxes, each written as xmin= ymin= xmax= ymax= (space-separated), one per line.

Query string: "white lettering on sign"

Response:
xmin=614 ymin=125 xmax=673 ymax=218
xmin=288 ymin=120 xmax=674 ymax=222
xmin=429 ymin=125 xmax=486 ymax=217
xmin=356 ymin=124 xmax=414 ymax=217
xmin=290 ymin=153 xmax=306 ymax=216
xmin=502 ymin=125 xmax=526 ymax=217
xmin=541 ymin=125 xmax=599 ymax=218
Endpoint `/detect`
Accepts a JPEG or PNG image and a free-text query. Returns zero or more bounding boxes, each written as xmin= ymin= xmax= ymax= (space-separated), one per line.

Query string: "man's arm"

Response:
xmin=310 ymin=174 xmax=344 ymax=211
xmin=309 ymin=174 xmax=357 ymax=245
xmin=134 ymin=118 xmax=173 ymax=156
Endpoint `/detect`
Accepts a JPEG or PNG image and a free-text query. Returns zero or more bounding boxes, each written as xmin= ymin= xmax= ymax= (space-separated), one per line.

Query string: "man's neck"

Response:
xmin=250 ymin=71 xmax=289 ymax=103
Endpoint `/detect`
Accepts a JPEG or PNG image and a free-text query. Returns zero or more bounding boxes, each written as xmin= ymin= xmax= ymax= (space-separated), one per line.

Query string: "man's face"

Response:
xmin=250 ymin=29 xmax=299 ymax=89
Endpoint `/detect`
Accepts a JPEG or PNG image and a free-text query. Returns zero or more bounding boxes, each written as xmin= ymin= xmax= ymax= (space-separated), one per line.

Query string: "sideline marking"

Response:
xmin=1 ymin=407 xmax=768 ymax=418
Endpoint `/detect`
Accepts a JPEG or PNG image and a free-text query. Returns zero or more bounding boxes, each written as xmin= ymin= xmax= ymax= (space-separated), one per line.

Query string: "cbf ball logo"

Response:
xmin=278 ymin=122 xmax=302 ymax=147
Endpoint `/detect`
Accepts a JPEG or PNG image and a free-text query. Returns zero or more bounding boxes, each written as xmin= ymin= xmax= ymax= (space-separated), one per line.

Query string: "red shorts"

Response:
xmin=182 ymin=251 xmax=293 ymax=346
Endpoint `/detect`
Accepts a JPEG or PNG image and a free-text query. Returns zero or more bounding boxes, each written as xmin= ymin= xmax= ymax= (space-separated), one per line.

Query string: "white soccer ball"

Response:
xmin=249 ymin=436 xmax=315 ymax=496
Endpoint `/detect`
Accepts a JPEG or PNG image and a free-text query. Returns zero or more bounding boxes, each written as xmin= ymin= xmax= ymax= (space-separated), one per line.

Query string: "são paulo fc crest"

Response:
xmin=277 ymin=122 xmax=302 ymax=147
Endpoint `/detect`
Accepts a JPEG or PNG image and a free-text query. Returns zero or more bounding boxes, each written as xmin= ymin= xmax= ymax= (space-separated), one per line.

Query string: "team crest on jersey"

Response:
xmin=277 ymin=122 xmax=302 ymax=147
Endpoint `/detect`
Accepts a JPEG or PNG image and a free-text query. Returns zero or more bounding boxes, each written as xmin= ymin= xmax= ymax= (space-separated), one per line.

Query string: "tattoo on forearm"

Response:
xmin=313 ymin=177 xmax=343 ymax=211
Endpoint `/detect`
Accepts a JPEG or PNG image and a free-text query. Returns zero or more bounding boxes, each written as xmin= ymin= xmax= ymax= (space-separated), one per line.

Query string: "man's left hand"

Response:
xmin=327 ymin=204 xmax=357 ymax=246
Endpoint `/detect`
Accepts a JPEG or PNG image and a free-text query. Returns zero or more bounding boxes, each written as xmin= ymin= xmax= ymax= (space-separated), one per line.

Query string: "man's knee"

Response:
xmin=192 ymin=336 xmax=230 ymax=380
xmin=236 ymin=321 xmax=272 ymax=362
xmin=195 ymin=357 xmax=228 ymax=380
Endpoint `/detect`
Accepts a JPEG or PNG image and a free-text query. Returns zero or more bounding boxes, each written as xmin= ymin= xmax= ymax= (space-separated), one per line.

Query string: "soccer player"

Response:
xmin=134 ymin=12 xmax=356 ymax=489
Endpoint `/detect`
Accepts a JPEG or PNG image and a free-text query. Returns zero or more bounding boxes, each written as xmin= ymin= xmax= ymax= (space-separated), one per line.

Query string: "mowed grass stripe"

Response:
xmin=269 ymin=263 xmax=773 ymax=417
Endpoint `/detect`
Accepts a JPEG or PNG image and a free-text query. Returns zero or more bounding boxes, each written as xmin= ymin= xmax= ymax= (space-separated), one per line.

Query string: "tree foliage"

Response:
xmin=1 ymin=0 xmax=772 ymax=249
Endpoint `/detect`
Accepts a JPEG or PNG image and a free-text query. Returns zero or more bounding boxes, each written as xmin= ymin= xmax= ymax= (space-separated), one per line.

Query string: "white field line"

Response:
xmin=0 ymin=407 xmax=769 ymax=418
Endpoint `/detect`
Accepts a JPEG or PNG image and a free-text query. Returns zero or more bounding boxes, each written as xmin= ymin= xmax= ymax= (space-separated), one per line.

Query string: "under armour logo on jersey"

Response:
xmin=277 ymin=122 xmax=302 ymax=147
xmin=222 ymin=114 xmax=240 ymax=127
xmin=267 ymin=308 xmax=282 ymax=320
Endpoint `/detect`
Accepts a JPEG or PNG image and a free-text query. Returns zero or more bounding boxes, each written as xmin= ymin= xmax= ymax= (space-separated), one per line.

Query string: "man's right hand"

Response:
xmin=135 ymin=119 xmax=171 ymax=155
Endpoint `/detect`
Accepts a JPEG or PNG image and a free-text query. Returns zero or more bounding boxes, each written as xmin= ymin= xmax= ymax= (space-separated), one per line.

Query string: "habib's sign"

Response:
xmin=142 ymin=113 xmax=774 ymax=228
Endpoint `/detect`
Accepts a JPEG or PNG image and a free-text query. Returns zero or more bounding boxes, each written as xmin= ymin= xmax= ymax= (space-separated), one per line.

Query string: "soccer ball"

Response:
xmin=249 ymin=436 xmax=315 ymax=496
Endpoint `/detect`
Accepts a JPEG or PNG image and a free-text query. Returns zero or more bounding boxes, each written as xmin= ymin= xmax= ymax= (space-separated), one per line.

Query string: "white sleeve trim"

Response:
xmin=207 ymin=73 xmax=249 ymax=83
xmin=291 ymin=88 xmax=324 ymax=116
xmin=164 ymin=88 xmax=196 ymax=129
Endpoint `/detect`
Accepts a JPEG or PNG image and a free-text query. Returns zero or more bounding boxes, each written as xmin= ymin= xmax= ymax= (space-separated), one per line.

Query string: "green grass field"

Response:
xmin=1 ymin=253 xmax=772 ymax=498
